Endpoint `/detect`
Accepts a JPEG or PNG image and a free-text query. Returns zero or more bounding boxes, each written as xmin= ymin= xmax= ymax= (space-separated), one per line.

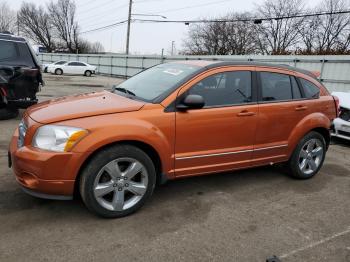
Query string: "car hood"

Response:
xmin=332 ymin=92 xmax=350 ymax=109
xmin=27 ymin=90 xmax=145 ymax=124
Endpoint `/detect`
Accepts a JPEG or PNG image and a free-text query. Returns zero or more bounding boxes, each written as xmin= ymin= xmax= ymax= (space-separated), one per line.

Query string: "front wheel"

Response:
xmin=287 ymin=131 xmax=326 ymax=179
xmin=55 ymin=68 xmax=63 ymax=75
xmin=84 ymin=70 xmax=92 ymax=77
xmin=80 ymin=145 xmax=156 ymax=218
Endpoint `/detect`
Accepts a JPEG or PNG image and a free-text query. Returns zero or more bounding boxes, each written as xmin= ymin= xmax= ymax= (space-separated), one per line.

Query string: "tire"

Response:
xmin=55 ymin=68 xmax=63 ymax=75
xmin=44 ymin=67 xmax=48 ymax=73
xmin=80 ymin=145 xmax=156 ymax=218
xmin=287 ymin=131 xmax=326 ymax=179
xmin=0 ymin=105 xmax=19 ymax=120
xmin=85 ymin=70 xmax=92 ymax=77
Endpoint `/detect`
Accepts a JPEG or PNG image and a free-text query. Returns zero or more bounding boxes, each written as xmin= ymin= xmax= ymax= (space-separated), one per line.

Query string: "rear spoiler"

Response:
xmin=310 ymin=71 xmax=321 ymax=78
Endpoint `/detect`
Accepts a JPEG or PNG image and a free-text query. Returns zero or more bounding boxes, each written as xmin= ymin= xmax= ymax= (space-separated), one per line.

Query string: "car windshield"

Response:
xmin=55 ymin=61 xmax=66 ymax=65
xmin=115 ymin=63 xmax=200 ymax=101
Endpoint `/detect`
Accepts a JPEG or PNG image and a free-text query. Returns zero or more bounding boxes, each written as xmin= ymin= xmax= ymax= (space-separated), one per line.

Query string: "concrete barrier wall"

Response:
xmin=38 ymin=53 xmax=350 ymax=92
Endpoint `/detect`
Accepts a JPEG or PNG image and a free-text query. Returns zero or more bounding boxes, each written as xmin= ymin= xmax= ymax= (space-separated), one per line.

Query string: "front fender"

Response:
xmin=67 ymin=114 xmax=175 ymax=179
xmin=287 ymin=112 xmax=331 ymax=157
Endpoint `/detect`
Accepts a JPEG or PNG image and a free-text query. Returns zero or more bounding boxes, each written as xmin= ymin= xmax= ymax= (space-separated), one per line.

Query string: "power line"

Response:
xmin=77 ymin=2 xmax=129 ymax=23
xmin=133 ymin=10 xmax=350 ymax=24
xmin=140 ymin=0 xmax=233 ymax=15
xmin=79 ymin=9 xmax=350 ymax=34
xmin=80 ymin=20 xmax=128 ymax=34
xmin=76 ymin=0 xmax=123 ymax=16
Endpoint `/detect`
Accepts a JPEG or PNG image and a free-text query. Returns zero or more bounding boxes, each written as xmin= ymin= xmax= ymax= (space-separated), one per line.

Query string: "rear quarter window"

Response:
xmin=0 ymin=40 xmax=17 ymax=61
xmin=299 ymin=78 xmax=320 ymax=99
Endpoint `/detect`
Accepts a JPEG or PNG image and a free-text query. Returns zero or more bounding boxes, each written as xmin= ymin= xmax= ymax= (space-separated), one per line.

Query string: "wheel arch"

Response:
xmin=310 ymin=127 xmax=330 ymax=148
xmin=73 ymin=140 xmax=165 ymax=197
xmin=287 ymin=113 xmax=331 ymax=158
xmin=55 ymin=68 xmax=63 ymax=74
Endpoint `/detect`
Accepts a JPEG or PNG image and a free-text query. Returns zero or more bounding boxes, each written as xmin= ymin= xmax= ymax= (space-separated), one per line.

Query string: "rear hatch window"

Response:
xmin=0 ymin=40 xmax=17 ymax=61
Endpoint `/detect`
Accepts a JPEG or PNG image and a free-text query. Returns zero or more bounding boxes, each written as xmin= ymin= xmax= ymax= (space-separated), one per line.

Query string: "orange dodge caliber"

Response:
xmin=9 ymin=61 xmax=338 ymax=218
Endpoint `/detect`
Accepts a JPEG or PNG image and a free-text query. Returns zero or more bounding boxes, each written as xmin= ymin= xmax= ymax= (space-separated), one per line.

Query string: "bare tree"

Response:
xmin=73 ymin=39 xmax=105 ymax=54
xmin=313 ymin=0 xmax=348 ymax=54
xmin=18 ymin=2 xmax=56 ymax=52
xmin=255 ymin=0 xmax=305 ymax=54
xmin=48 ymin=0 xmax=79 ymax=53
xmin=0 ymin=2 xmax=16 ymax=33
xmin=183 ymin=13 xmax=259 ymax=55
xmin=297 ymin=0 xmax=350 ymax=54
xmin=90 ymin=42 xmax=104 ymax=53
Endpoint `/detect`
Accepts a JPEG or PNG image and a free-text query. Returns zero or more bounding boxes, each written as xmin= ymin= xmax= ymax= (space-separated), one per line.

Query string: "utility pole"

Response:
xmin=126 ymin=0 xmax=133 ymax=55
xmin=171 ymin=41 xmax=175 ymax=56
xmin=17 ymin=14 xmax=20 ymax=35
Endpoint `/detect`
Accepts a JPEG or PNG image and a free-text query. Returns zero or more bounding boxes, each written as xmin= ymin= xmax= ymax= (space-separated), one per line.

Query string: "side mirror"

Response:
xmin=177 ymin=94 xmax=205 ymax=110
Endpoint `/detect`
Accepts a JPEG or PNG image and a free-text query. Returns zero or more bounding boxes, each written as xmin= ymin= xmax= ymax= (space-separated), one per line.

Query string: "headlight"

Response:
xmin=32 ymin=125 xmax=88 ymax=152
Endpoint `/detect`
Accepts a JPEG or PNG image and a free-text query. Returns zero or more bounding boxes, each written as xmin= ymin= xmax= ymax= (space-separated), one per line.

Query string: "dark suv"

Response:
xmin=0 ymin=32 xmax=43 ymax=120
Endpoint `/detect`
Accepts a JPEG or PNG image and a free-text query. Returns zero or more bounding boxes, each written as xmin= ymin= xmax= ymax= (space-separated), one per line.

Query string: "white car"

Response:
xmin=331 ymin=92 xmax=350 ymax=140
xmin=47 ymin=61 xmax=97 ymax=76
xmin=42 ymin=60 xmax=67 ymax=73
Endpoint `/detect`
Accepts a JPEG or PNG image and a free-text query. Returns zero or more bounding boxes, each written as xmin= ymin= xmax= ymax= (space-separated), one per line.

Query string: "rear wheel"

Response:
xmin=84 ymin=70 xmax=92 ymax=77
xmin=80 ymin=145 xmax=156 ymax=218
xmin=55 ymin=68 xmax=63 ymax=75
xmin=287 ymin=131 xmax=326 ymax=179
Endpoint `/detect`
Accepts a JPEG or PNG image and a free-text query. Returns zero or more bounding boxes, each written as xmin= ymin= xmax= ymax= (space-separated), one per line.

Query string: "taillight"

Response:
xmin=21 ymin=68 xmax=40 ymax=77
xmin=333 ymin=95 xmax=340 ymax=117
xmin=0 ymin=85 xmax=7 ymax=97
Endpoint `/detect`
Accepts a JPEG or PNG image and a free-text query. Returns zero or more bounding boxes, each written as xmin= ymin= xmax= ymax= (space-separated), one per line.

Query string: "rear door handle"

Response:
xmin=295 ymin=105 xmax=308 ymax=111
xmin=237 ymin=110 xmax=256 ymax=117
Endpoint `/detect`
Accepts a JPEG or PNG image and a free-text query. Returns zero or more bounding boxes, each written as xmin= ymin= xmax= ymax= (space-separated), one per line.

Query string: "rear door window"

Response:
xmin=0 ymin=40 xmax=17 ymax=61
xmin=299 ymin=78 xmax=320 ymax=99
xmin=260 ymin=72 xmax=293 ymax=101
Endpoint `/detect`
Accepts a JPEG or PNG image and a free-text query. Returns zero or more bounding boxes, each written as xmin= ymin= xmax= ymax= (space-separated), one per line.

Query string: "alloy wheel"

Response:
xmin=93 ymin=157 xmax=148 ymax=211
xmin=298 ymin=138 xmax=324 ymax=175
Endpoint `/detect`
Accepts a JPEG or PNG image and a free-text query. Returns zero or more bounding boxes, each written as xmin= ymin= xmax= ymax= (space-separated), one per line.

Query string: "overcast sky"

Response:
xmin=5 ymin=0 xmax=322 ymax=54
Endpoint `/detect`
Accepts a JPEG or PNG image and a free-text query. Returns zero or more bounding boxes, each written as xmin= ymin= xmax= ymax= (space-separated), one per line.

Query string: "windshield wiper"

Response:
xmin=113 ymin=86 xmax=136 ymax=97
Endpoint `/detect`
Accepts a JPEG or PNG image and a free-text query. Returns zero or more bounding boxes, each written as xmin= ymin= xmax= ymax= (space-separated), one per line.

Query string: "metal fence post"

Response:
xmin=320 ymin=59 xmax=326 ymax=80
xmin=111 ymin=55 xmax=113 ymax=76
xmin=98 ymin=55 xmax=101 ymax=74
xmin=125 ymin=56 xmax=128 ymax=78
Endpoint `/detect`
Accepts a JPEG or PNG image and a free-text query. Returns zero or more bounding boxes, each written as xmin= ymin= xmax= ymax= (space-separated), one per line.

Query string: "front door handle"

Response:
xmin=295 ymin=105 xmax=308 ymax=111
xmin=237 ymin=110 xmax=256 ymax=117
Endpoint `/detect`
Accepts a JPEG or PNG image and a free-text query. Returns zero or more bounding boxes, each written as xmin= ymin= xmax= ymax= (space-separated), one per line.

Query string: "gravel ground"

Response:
xmin=0 ymin=73 xmax=349 ymax=262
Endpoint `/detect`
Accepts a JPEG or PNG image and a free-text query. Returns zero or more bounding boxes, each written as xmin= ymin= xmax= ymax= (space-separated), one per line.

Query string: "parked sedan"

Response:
xmin=42 ymin=60 xmax=67 ymax=73
xmin=331 ymin=92 xmax=350 ymax=140
xmin=47 ymin=61 xmax=96 ymax=76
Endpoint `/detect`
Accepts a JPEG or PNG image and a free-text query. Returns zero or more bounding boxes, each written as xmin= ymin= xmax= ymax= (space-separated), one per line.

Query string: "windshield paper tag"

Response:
xmin=163 ymin=69 xmax=184 ymax=76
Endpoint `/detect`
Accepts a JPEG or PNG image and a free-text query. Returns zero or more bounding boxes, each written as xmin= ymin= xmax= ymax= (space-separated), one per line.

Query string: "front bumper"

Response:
xmin=331 ymin=118 xmax=350 ymax=140
xmin=9 ymin=129 xmax=82 ymax=199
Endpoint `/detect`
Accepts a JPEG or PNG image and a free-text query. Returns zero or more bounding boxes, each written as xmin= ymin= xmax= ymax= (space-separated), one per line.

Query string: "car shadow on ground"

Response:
xmin=0 ymin=163 xmax=333 ymax=224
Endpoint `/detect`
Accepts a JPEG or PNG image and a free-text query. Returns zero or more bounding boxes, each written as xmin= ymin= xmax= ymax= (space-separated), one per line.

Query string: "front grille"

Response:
xmin=17 ymin=120 xmax=27 ymax=148
xmin=339 ymin=107 xmax=350 ymax=122
xmin=338 ymin=130 xmax=350 ymax=137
